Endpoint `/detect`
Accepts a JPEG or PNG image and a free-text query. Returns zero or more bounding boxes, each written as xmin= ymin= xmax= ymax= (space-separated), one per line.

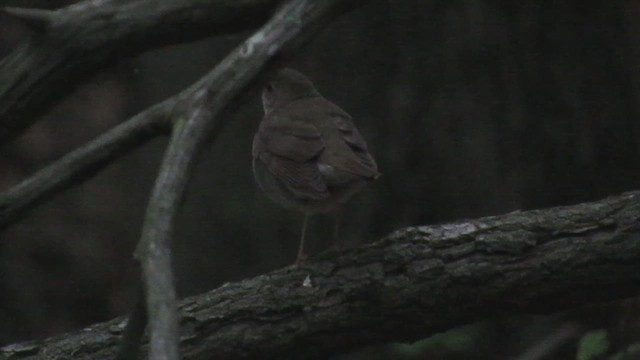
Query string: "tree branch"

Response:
xmin=129 ymin=0 xmax=370 ymax=358
xmin=0 ymin=0 xmax=277 ymax=146
xmin=3 ymin=7 xmax=54 ymax=32
xmin=0 ymin=0 xmax=364 ymax=230
xmin=0 ymin=102 xmax=171 ymax=229
xmin=0 ymin=0 xmax=370 ymax=356
xmin=1 ymin=190 xmax=639 ymax=360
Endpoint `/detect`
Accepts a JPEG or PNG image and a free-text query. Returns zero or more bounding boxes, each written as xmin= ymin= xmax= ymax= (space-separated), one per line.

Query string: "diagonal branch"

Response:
xmin=1 ymin=0 xmax=371 ymax=355
xmin=3 ymin=7 xmax=54 ymax=31
xmin=0 ymin=0 xmax=363 ymax=231
xmin=1 ymin=190 xmax=639 ymax=359
xmin=0 ymin=102 xmax=171 ymax=229
xmin=130 ymin=0 xmax=370 ymax=359
xmin=0 ymin=0 xmax=277 ymax=146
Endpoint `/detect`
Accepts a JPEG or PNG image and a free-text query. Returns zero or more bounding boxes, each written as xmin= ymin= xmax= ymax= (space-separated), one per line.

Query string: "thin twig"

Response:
xmin=116 ymin=281 xmax=148 ymax=360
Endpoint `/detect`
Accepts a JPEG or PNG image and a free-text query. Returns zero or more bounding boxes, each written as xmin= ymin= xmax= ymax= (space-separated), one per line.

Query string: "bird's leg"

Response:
xmin=333 ymin=206 xmax=345 ymax=250
xmin=296 ymin=214 xmax=310 ymax=265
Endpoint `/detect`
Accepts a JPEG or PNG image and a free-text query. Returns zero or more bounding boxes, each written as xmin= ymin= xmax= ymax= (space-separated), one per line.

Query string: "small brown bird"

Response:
xmin=252 ymin=68 xmax=379 ymax=265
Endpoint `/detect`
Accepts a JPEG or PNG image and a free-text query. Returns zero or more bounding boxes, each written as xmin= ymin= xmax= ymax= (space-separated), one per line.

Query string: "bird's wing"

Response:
xmin=330 ymin=114 xmax=379 ymax=179
xmin=253 ymin=118 xmax=323 ymax=161
xmin=252 ymin=115 xmax=328 ymax=199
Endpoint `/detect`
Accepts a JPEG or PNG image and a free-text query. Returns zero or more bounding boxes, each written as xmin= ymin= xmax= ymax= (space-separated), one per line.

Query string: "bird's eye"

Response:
xmin=265 ymin=83 xmax=274 ymax=92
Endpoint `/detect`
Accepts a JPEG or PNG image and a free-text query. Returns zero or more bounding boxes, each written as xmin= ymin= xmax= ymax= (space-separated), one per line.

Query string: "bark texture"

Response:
xmin=1 ymin=190 xmax=638 ymax=360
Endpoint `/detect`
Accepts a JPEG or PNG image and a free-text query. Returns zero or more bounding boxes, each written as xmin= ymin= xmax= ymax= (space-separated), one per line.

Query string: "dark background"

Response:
xmin=1 ymin=0 xmax=639 ymax=359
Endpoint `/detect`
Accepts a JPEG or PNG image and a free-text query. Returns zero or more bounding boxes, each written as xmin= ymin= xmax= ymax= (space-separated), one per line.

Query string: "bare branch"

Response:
xmin=130 ymin=0 xmax=370 ymax=358
xmin=116 ymin=285 xmax=147 ymax=360
xmin=3 ymin=7 xmax=54 ymax=32
xmin=0 ymin=102 xmax=171 ymax=229
xmin=0 ymin=0 xmax=363 ymax=230
xmin=0 ymin=0 xmax=277 ymax=146
xmin=1 ymin=190 xmax=639 ymax=359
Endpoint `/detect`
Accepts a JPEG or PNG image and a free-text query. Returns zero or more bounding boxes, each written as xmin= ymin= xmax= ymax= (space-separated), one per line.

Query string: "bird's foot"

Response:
xmin=295 ymin=252 xmax=308 ymax=267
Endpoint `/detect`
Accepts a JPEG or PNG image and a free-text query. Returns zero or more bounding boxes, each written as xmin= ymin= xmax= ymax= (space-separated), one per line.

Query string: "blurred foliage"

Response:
xmin=576 ymin=330 xmax=609 ymax=360
xmin=391 ymin=324 xmax=483 ymax=358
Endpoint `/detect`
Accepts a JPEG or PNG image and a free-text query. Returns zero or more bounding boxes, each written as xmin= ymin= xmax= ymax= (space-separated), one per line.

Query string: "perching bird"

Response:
xmin=252 ymin=68 xmax=379 ymax=265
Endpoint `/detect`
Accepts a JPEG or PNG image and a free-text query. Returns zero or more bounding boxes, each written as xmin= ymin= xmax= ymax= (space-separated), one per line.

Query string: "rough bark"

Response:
xmin=1 ymin=190 xmax=638 ymax=360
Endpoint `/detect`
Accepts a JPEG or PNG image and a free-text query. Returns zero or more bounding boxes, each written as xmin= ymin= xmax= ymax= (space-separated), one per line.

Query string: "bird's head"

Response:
xmin=262 ymin=68 xmax=320 ymax=114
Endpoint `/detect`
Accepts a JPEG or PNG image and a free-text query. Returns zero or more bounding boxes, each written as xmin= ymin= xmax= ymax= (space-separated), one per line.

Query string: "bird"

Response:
xmin=252 ymin=68 xmax=380 ymax=265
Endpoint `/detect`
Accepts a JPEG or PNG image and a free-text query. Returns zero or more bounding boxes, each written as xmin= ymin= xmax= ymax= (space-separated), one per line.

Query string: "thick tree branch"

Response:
xmin=1 ymin=191 xmax=639 ymax=360
xmin=0 ymin=0 xmax=278 ymax=146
